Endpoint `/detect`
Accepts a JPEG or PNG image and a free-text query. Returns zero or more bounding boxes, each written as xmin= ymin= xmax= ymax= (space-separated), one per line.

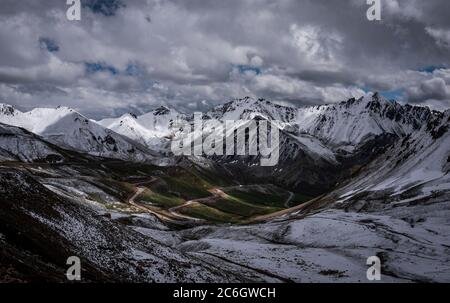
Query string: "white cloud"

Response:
xmin=0 ymin=0 xmax=449 ymax=115
xmin=250 ymin=55 xmax=263 ymax=67
xmin=426 ymin=27 xmax=450 ymax=49
xmin=289 ymin=24 xmax=343 ymax=69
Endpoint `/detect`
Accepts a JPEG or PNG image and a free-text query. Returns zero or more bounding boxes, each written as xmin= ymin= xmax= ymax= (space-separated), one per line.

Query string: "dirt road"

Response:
xmin=126 ymin=177 xmax=202 ymax=222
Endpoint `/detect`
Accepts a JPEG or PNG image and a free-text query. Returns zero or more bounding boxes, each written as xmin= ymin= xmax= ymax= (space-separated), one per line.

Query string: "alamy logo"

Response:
xmin=366 ymin=0 xmax=381 ymax=21
xmin=66 ymin=256 xmax=81 ymax=281
xmin=66 ymin=0 xmax=81 ymax=21
xmin=171 ymin=113 xmax=280 ymax=166
xmin=366 ymin=256 xmax=381 ymax=281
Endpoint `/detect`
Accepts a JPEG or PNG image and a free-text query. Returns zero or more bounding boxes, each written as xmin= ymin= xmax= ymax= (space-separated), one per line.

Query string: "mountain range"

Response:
xmin=0 ymin=93 xmax=449 ymax=282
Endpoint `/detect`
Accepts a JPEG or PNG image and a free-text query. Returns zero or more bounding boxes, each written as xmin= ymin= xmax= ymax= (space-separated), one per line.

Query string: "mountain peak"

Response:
xmin=328 ymin=93 xmax=397 ymax=114
xmin=363 ymin=92 xmax=393 ymax=104
xmin=55 ymin=105 xmax=76 ymax=113
xmin=153 ymin=106 xmax=171 ymax=116
xmin=118 ymin=112 xmax=137 ymax=120
xmin=208 ymin=96 xmax=296 ymax=122
xmin=0 ymin=103 xmax=17 ymax=116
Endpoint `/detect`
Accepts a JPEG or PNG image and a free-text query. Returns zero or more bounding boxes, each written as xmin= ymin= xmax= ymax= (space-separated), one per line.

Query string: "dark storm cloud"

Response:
xmin=289 ymin=70 xmax=359 ymax=87
xmin=0 ymin=0 xmax=449 ymax=116
xmin=405 ymin=73 xmax=450 ymax=110
xmin=82 ymin=0 xmax=126 ymax=16
xmin=407 ymin=78 xmax=449 ymax=102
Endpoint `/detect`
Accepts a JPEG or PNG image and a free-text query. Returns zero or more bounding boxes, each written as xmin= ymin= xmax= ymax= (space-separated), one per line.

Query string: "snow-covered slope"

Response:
xmin=98 ymin=113 xmax=152 ymax=146
xmin=207 ymin=96 xmax=296 ymax=128
xmin=19 ymin=94 xmax=433 ymax=164
xmin=332 ymin=108 xmax=450 ymax=208
xmin=137 ymin=106 xmax=184 ymax=135
xmin=116 ymin=95 xmax=441 ymax=195
xmin=0 ymin=104 xmax=156 ymax=161
xmin=98 ymin=106 xmax=184 ymax=153
xmin=205 ymin=94 xmax=436 ymax=149
xmin=0 ymin=94 xmax=443 ymax=167
xmin=179 ymin=206 xmax=450 ymax=282
xmin=296 ymin=93 xmax=436 ymax=149
xmin=0 ymin=123 xmax=63 ymax=162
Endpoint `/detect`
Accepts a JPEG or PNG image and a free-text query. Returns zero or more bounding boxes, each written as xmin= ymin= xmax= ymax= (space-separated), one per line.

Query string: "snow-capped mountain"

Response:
xmin=0 ymin=93 xmax=446 ymax=170
xmin=96 ymin=93 xmax=441 ymax=164
xmin=176 ymin=94 xmax=447 ymax=196
xmin=205 ymin=94 xmax=437 ymax=149
xmin=137 ymin=106 xmax=184 ymax=134
xmin=333 ymin=108 xmax=450 ymax=209
xmin=97 ymin=113 xmax=161 ymax=149
xmin=0 ymin=104 xmax=156 ymax=161
xmin=295 ymin=93 xmax=437 ymax=149
xmin=97 ymin=106 xmax=184 ymax=153
xmin=207 ymin=96 xmax=296 ymax=127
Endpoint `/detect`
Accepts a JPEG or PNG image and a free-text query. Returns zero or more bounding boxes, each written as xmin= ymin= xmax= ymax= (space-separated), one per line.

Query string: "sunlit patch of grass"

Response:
xmin=138 ymin=189 xmax=185 ymax=208
xmin=179 ymin=203 xmax=241 ymax=224
xmin=159 ymin=173 xmax=212 ymax=200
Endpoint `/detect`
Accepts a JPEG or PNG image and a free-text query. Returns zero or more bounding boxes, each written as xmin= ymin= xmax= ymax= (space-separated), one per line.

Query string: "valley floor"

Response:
xmin=1 ymin=161 xmax=449 ymax=283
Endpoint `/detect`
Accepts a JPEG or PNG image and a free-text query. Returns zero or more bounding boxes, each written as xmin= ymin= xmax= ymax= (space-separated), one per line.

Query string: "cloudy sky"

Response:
xmin=0 ymin=0 xmax=449 ymax=118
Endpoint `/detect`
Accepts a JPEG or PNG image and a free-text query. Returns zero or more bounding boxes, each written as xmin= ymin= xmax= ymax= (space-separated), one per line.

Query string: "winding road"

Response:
xmin=126 ymin=177 xmax=203 ymax=223
xmin=167 ymin=201 xmax=203 ymax=221
xmin=165 ymin=187 xmax=227 ymax=221
xmin=127 ymin=177 xmax=307 ymax=224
